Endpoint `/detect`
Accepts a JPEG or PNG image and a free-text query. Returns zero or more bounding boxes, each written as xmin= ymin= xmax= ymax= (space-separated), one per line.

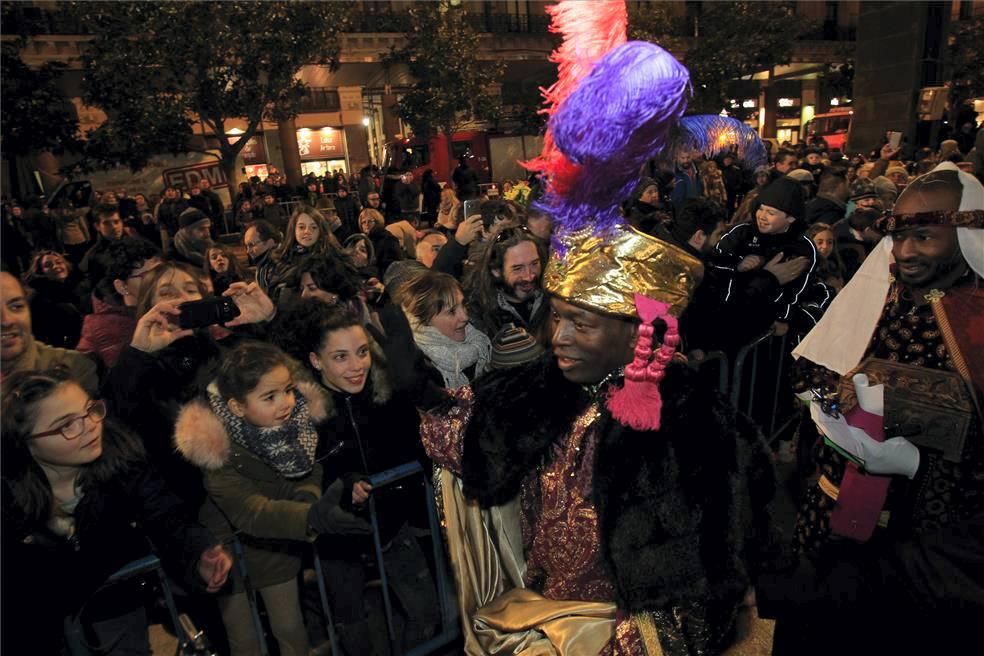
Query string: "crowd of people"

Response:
xmin=3 ymin=19 xmax=984 ymax=656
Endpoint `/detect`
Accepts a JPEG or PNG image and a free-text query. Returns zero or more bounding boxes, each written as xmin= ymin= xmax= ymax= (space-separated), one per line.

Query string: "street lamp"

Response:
xmin=362 ymin=117 xmax=373 ymax=165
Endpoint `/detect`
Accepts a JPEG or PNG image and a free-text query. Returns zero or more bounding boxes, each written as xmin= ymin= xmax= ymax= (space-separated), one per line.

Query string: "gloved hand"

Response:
xmin=810 ymin=402 xmax=920 ymax=479
xmin=307 ymin=479 xmax=372 ymax=536
xmin=367 ymin=304 xmax=450 ymax=410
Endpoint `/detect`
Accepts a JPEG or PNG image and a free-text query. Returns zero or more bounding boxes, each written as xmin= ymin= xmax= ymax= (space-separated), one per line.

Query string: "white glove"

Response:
xmin=810 ymin=402 xmax=920 ymax=479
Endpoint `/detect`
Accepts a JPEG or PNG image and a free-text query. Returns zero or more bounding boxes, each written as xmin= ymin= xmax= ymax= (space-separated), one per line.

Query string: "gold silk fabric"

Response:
xmin=544 ymin=225 xmax=704 ymax=319
xmin=472 ymin=588 xmax=618 ymax=656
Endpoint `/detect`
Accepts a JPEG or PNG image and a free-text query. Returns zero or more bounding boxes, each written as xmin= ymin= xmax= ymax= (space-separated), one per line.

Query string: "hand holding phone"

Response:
xmin=177 ymin=297 xmax=241 ymax=329
xmin=455 ymin=213 xmax=484 ymax=246
xmin=886 ymin=131 xmax=902 ymax=150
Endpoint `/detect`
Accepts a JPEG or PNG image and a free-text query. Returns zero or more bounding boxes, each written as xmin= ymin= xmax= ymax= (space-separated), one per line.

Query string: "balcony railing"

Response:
xmin=1 ymin=7 xmax=552 ymax=37
xmin=299 ymin=87 xmax=341 ymax=113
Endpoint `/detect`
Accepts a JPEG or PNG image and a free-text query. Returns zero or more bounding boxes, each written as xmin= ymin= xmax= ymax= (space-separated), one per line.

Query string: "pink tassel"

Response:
xmin=607 ymin=295 xmax=679 ymax=431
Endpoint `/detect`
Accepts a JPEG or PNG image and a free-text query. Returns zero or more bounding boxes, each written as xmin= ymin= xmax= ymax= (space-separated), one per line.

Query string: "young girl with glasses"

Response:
xmin=1 ymin=368 xmax=231 ymax=655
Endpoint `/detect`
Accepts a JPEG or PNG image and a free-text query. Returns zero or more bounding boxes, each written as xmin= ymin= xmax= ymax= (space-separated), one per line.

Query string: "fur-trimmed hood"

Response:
xmin=174 ymin=380 xmax=328 ymax=470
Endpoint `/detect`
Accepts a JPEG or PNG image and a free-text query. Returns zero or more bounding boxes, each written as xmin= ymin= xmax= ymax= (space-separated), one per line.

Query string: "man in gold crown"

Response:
xmin=370 ymin=7 xmax=775 ymax=653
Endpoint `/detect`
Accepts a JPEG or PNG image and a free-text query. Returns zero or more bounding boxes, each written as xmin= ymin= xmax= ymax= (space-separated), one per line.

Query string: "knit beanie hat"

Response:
xmin=849 ymin=177 xmax=878 ymax=201
xmin=632 ymin=176 xmax=659 ymax=201
xmin=885 ymin=162 xmax=910 ymax=181
xmin=490 ymin=323 xmax=544 ymax=369
xmin=758 ymin=176 xmax=805 ymax=220
xmin=785 ymin=169 xmax=814 ymax=184
xmin=178 ymin=207 xmax=209 ymax=230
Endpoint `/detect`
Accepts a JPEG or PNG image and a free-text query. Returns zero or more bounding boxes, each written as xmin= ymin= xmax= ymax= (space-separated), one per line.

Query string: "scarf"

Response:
xmin=173 ymin=228 xmax=213 ymax=267
xmin=207 ymin=390 xmax=319 ymax=479
xmin=411 ymin=321 xmax=492 ymax=389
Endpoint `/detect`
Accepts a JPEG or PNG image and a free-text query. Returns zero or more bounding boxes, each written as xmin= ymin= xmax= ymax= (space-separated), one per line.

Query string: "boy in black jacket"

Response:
xmin=704 ymin=177 xmax=817 ymax=347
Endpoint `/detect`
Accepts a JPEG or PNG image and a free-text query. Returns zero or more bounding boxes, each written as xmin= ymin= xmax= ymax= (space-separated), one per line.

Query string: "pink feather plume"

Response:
xmin=523 ymin=0 xmax=628 ymax=181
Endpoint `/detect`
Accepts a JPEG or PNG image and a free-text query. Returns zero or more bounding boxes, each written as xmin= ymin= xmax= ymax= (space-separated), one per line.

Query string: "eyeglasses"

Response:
xmin=30 ymin=400 xmax=107 ymax=441
xmin=494 ymin=224 xmax=532 ymax=243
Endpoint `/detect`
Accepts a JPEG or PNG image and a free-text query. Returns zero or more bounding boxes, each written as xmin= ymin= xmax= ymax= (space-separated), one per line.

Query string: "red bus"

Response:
xmin=804 ymin=108 xmax=853 ymax=152
xmin=386 ymin=132 xmax=492 ymax=185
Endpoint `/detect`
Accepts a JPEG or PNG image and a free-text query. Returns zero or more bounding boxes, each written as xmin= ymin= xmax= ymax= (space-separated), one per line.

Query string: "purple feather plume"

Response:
xmin=677 ymin=115 xmax=768 ymax=170
xmin=536 ymin=41 xmax=691 ymax=239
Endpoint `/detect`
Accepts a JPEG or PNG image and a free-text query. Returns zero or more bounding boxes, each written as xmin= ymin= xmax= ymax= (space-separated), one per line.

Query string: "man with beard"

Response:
xmin=171 ymin=207 xmax=214 ymax=268
xmin=464 ymin=225 xmax=549 ymax=341
xmin=758 ymin=161 xmax=984 ymax=655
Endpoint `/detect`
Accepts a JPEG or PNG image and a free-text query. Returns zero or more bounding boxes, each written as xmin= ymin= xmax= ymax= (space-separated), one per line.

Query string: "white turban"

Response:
xmin=794 ymin=162 xmax=983 ymax=374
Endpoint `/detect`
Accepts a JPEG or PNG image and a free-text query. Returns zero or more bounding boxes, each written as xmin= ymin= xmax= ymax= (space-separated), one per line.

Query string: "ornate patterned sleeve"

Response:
xmin=418 ymin=386 xmax=475 ymax=476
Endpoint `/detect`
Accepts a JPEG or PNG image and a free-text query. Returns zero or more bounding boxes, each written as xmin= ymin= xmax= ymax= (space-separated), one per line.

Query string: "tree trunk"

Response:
xmin=220 ymin=156 xmax=240 ymax=233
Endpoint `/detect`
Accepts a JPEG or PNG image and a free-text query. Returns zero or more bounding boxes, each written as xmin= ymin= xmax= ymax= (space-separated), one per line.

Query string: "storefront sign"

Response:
xmin=239 ymin=136 xmax=267 ymax=165
xmin=162 ymin=161 xmax=229 ymax=190
xmin=297 ymin=127 xmax=346 ymax=160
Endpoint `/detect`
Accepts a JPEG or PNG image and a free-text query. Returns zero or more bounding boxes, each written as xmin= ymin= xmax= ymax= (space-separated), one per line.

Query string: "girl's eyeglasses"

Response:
xmin=30 ymin=400 xmax=108 ymax=441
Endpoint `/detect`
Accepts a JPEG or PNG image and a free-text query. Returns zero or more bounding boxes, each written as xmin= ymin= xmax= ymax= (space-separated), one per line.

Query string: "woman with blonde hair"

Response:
xmin=358 ymin=207 xmax=405 ymax=278
xmin=435 ymin=186 xmax=461 ymax=236
xmin=397 ymin=270 xmax=490 ymax=388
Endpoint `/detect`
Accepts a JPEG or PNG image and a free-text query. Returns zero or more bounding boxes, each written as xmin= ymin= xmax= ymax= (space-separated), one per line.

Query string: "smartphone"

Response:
xmin=178 ymin=297 xmax=241 ymax=329
xmin=887 ymin=131 xmax=902 ymax=150
xmin=463 ymin=199 xmax=481 ymax=224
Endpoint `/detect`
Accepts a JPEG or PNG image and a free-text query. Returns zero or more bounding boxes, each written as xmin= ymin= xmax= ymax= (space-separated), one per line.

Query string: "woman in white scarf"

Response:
xmin=398 ymin=270 xmax=491 ymax=389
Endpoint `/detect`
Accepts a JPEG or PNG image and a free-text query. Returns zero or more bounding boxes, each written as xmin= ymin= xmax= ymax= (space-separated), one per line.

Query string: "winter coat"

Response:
xmin=422 ymin=178 xmax=442 ymax=221
xmin=76 ymin=293 xmax=137 ymax=368
xmin=311 ymin=346 xmax=426 ymax=545
xmin=78 ymin=237 xmax=120 ymax=286
xmin=458 ymin=356 xmax=777 ymax=652
xmin=3 ymin=337 xmax=99 ymax=395
xmin=26 ymin=274 xmax=87 ymax=349
xmin=103 ymin=335 xmax=227 ymax=505
xmin=333 ymin=194 xmax=361 ymax=240
xmin=670 ymin=164 xmax=703 ymax=209
xmin=156 ymin=198 xmax=189 ymax=237
xmin=2 ymin=453 xmax=216 ymax=655
xmin=803 ymin=195 xmax=846 ymax=226
xmin=709 ymin=222 xmax=818 ymax=325
xmin=174 ymin=383 xmax=326 ymax=592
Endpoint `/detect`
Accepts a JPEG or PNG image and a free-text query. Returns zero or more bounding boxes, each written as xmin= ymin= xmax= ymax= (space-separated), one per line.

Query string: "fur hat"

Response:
xmin=758 ymin=176 xmax=806 ymax=220
xmin=178 ymin=207 xmax=209 ymax=230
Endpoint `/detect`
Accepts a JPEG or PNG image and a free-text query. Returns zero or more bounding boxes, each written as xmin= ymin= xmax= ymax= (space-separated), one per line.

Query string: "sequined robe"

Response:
xmin=795 ymin=282 xmax=984 ymax=551
xmin=420 ymin=358 xmax=775 ymax=656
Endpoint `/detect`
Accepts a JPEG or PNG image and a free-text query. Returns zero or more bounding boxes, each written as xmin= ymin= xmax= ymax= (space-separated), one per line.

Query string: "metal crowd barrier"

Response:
xmin=688 ymin=328 xmax=801 ymax=445
xmin=104 ymin=554 xmax=211 ymax=655
xmin=365 ymin=460 xmax=459 ymax=656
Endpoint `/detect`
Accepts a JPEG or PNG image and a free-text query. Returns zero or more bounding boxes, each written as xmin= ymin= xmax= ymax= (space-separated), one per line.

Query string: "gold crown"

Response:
xmin=544 ymin=225 xmax=704 ymax=318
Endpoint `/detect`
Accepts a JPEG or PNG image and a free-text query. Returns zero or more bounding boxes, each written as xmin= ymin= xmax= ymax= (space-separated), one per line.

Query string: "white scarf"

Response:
xmin=412 ymin=322 xmax=492 ymax=389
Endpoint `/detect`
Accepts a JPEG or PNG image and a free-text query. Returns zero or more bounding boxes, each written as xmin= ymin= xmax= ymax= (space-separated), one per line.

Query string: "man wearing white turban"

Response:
xmin=757 ymin=161 xmax=984 ymax=655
